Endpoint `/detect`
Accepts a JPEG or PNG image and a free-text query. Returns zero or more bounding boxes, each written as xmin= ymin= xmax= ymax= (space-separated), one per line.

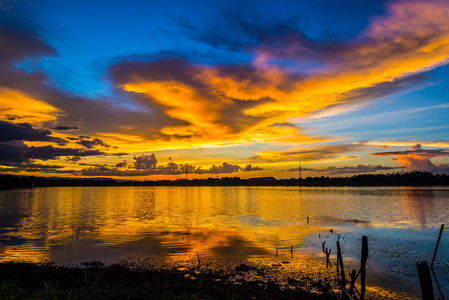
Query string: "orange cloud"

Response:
xmin=370 ymin=144 xmax=449 ymax=172
xmin=112 ymin=0 xmax=449 ymax=151
xmin=253 ymin=143 xmax=364 ymax=164
xmin=0 ymin=88 xmax=59 ymax=123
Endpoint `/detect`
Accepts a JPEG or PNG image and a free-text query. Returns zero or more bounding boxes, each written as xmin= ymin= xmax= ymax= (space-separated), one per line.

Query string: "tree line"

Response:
xmin=1 ymin=171 xmax=449 ymax=189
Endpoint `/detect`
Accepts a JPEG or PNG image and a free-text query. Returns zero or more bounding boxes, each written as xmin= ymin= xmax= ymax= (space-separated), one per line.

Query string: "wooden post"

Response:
xmin=325 ymin=248 xmax=332 ymax=268
xmin=431 ymin=224 xmax=444 ymax=269
xmin=276 ymin=246 xmax=278 ymax=257
xmin=322 ymin=241 xmax=326 ymax=253
xmin=336 ymin=252 xmax=340 ymax=281
xmin=348 ymin=269 xmax=357 ymax=294
xmin=290 ymin=245 xmax=293 ymax=258
xmin=417 ymin=261 xmax=435 ymax=300
xmin=337 ymin=240 xmax=347 ymax=285
xmin=360 ymin=236 xmax=368 ymax=300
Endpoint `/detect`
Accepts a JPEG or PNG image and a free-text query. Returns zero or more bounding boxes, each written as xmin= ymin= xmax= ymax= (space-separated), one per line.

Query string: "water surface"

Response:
xmin=1 ymin=186 xmax=448 ymax=298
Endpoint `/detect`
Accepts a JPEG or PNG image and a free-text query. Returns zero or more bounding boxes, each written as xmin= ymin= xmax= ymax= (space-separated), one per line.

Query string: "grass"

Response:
xmin=0 ymin=262 xmax=335 ymax=299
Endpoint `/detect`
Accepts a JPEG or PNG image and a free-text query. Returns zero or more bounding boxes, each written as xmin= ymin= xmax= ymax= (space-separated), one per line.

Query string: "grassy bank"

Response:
xmin=0 ymin=262 xmax=336 ymax=299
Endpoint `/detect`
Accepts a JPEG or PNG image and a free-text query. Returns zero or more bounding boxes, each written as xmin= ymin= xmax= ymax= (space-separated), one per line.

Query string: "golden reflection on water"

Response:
xmin=0 ymin=186 xmax=320 ymax=264
xmin=1 ymin=186 xmax=448 ymax=265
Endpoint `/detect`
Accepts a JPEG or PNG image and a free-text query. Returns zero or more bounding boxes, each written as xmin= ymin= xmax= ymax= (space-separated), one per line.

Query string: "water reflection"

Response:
xmin=0 ymin=186 xmax=448 ymax=266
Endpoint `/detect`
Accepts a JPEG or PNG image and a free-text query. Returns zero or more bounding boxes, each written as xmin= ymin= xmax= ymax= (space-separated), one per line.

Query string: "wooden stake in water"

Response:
xmin=337 ymin=240 xmax=347 ymax=285
xmin=431 ymin=224 xmax=444 ymax=269
xmin=325 ymin=248 xmax=332 ymax=268
xmin=290 ymin=245 xmax=293 ymax=258
xmin=360 ymin=236 xmax=368 ymax=300
xmin=276 ymin=246 xmax=278 ymax=257
xmin=348 ymin=269 xmax=357 ymax=294
xmin=417 ymin=261 xmax=435 ymax=300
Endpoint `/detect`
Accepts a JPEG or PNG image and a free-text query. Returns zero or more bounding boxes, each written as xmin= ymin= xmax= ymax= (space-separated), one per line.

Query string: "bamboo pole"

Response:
xmin=360 ymin=236 xmax=368 ymax=300
xmin=417 ymin=261 xmax=435 ymax=300
xmin=325 ymin=248 xmax=332 ymax=268
xmin=431 ymin=224 xmax=444 ymax=269
xmin=337 ymin=240 xmax=347 ymax=285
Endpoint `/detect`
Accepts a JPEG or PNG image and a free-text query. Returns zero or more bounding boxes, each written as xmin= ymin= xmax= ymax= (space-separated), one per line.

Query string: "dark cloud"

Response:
xmin=241 ymin=164 xmax=264 ymax=171
xmin=133 ymin=153 xmax=157 ymax=169
xmin=52 ymin=125 xmax=79 ymax=131
xmin=181 ymin=4 xmax=319 ymax=58
xmin=316 ymin=164 xmax=403 ymax=175
xmin=0 ymin=121 xmax=67 ymax=145
xmin=112 ymin=152 xmax=128 ymax=156
xmin=78 ymin=163 xmax=107 ymax=167
xmin=0 ymin=140 xmax=104 ymax=165
xmin=115 ymin=160 xmax=127 ymax=168
xmin=329 ymin=75 xmax=429 ymax=107
xmin=0 ymin=162 xmax=68 ymax=173
xmin=78 ymin=153 xmax=264 ymax=177
xmin=27 ymin=146 xmax=104 ymax=161
xmin=77 ymin=137 xmax=110 ymax=149
xmin=195 ymin=162 xmax=240 ymax=174
xmin=0 ymin=13 xmax=56 ymax=65
xmin=64 ymin=156 xmax=81 ymax=163
xmin=79 ymin=162 xmax=182 ymax=177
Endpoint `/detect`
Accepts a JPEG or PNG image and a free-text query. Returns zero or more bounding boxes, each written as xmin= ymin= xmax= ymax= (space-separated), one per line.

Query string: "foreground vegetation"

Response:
xmin=0 ymin=262 xmax=334 ymax=299
xmin=1 ymin=171 xmax=449 ymax=189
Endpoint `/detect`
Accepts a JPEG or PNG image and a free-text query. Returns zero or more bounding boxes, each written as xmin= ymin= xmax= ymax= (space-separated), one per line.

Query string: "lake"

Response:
xmin=1 ymin=186 xmax=448 ymax=298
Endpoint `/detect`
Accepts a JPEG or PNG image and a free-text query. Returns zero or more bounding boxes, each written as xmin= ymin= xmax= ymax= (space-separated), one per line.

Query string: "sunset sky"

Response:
xmin=1 ymin=0 xmax=449 ymax=180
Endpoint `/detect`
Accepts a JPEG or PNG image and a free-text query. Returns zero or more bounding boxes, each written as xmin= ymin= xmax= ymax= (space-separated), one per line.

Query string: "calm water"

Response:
xmin=1 ymin=186 xmax=448 ymax=298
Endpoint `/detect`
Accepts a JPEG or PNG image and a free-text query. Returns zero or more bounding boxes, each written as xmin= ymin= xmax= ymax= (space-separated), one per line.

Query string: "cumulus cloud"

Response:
xmin=241 ymin=164 xmax=264 ymax=171
xmin=77 ymin=153 xmax=264 ymax=177
xmin=195 ymin=162 xmax=240 ymax=174
xmin=115 ymin=160 xmax=127 ymax=168
xmin=134 ymin=153 xmax=157 ymax=169
xmin=370 ymin=146 xmax=449 ymax=173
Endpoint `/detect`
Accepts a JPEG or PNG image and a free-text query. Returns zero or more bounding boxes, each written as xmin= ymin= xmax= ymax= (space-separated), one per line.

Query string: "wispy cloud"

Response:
xmin=315 ymin=164 xmax=404 ymax=175
xmin=253 ymin=143 xmax=365 ymax=163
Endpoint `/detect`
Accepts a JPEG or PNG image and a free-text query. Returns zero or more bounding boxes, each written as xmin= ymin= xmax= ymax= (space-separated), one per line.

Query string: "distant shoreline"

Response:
xmin=1 ymin=171 xmax=449 ymax=188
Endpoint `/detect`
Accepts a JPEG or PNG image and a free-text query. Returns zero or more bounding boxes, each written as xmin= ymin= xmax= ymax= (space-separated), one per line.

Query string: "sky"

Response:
xmin=0 ymin=0 xmax=449 ymax=180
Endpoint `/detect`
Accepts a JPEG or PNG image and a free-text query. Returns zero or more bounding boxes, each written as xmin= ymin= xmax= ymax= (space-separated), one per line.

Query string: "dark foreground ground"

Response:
xmin=0 ymin=262 xmax=339 ymax=299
